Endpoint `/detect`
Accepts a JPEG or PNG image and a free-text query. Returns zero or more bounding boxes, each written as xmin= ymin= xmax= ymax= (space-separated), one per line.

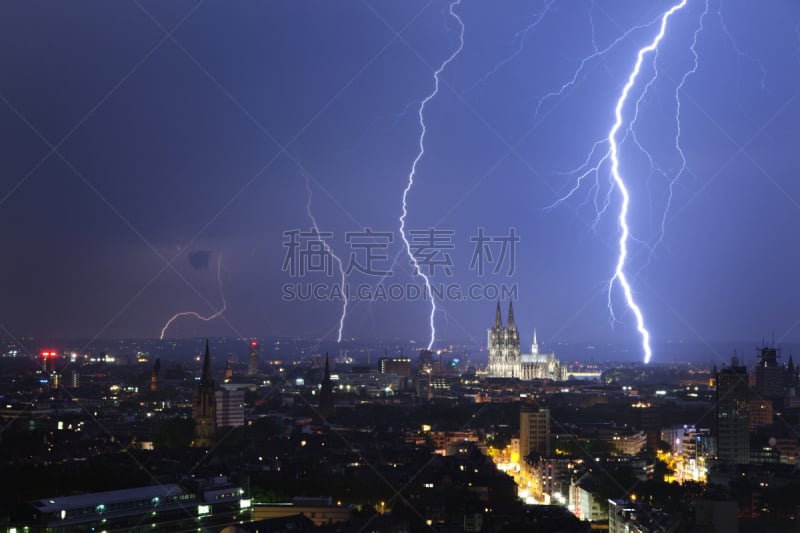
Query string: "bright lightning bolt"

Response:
xmin=160 ymin=255 xmax=227 ymax=340
xmin=605 ymin=0 xmax=690 ymax=365
xmin=304 ymin=174 xmax=347 ymax=343
xmin=546 ymin=0 xmax=694 ymax=364
xmin=399 ymin=0 xmax=465 ymax=351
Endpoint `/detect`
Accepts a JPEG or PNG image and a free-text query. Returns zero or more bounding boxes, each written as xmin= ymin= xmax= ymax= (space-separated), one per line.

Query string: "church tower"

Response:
xmin=487 ymin=302 xmax=521 ymax=378
xmin=506 ymin=301 xmax=520 ymax=354
xmin=150 ymin=358 xmax=161 ymax=392
xmin=488 ymin=302 xmax=505 ymax=377
xmin=318 ymin=353 xmax=334 ymax=419
xmin=193 ymin=340 xmax=216 ymax=448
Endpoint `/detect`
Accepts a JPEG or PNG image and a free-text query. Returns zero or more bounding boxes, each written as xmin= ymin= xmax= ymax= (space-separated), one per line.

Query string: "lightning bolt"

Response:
xmin=533 ymin=16 xmax=660 ymax=121
xmin=399 ymin=0 xmax=465 ymax=351
xmin=606 ymin=0 xmax=692 ymax=365
xmin=717 ymin=0 xmax=768 ymax=96
xmin=304 ymin=174 xmax=347 ymax=343
xmin=796 ymin=20 xmax=800 ymax=64
xmin=466 ymin=0 xmax=554 ymax=91
xmin=160 ymin=255 xmax=227 ymax=340
xmin=653 ymin=0 xmax=710 ymax=255
xmin=545 ymin=0 xmax=694 ymax=364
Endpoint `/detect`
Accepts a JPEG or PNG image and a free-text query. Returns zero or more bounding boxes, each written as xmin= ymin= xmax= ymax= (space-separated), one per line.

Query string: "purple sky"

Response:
xmin=0 ymin=1 xmax=799 ymax=362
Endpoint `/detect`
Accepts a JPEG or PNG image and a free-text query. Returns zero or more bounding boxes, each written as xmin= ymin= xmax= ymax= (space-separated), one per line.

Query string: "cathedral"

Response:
xmin=487 ymin=302 xmax=566 ymax=381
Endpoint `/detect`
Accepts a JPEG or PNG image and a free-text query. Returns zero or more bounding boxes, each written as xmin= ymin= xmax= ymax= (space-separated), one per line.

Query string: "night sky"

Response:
xmin=1 ymin=1 xmax=799 ymax=358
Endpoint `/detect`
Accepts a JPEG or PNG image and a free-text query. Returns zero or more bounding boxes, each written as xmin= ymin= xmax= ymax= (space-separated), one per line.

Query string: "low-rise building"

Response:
xmin=252 ymin=497 xmax=352 ymax=526
xmin=8 ymin=476 xmax=250 ymax=532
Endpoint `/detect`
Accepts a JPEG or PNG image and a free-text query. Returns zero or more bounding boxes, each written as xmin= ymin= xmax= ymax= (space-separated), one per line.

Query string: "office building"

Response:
xmin=716 ymin=355 xmax=750 ymax=464
xmin=520 ymin=406 xmax=550 ymax=461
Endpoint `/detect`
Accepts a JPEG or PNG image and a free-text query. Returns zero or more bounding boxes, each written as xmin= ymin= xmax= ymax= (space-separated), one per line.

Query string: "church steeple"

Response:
xmin=200 ymin=339 xmax=214 ymax=388
xmin=319 ymin=353 xmax=334 ymax=419
xmin=494 ymin=301 xmax=503 ymax=329
xmin=150 ymin=358 xmax=161 ymax=392
xmin=532 ymin=328 xmax=539 ymax=355
xmin=193 ymin=339 xmax=216 ymax=448
xmin=487 ymin=302 xmax=523 ymax=380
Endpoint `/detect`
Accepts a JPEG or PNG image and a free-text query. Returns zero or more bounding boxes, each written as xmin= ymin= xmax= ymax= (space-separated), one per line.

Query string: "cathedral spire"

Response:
xmin=319 ymin=353 xmax=334 ymax=418
xmin=532 ymin=328 xmax=538 ymax=355
xmin=193 ymin=339 xmax=216 ymax=448
xmin=200 ymin=339 xmax=213 ymax=387
xmin=507 ymin=301 xmax=516 ymax=329
xmin=494 ymin=301 xmax=503 ymax=329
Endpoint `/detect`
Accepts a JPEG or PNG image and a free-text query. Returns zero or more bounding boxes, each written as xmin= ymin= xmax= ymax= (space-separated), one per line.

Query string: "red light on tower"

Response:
xmin=248 ymin=341 xmax=258 ymax=376
xmin=41 ymin=350 xmax=57 ymax=373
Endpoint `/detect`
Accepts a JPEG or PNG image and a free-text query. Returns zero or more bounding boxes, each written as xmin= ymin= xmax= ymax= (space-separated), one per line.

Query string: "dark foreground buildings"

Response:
xmin=7 ymin=476 xmax=251 ymax=532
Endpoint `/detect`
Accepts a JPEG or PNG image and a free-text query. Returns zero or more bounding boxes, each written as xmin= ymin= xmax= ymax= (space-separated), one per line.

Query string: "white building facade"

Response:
xmin=487 ymin=302 xmax=566 ymax=381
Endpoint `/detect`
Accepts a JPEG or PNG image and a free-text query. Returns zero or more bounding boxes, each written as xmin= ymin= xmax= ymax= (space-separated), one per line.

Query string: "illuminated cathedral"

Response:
xmin=487 ymin=302 xmax=566 ymax=381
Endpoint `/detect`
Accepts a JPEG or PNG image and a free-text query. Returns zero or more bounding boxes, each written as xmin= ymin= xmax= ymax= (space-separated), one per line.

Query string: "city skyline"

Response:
xmin=1 ymin=1 xmax=799 ymax=364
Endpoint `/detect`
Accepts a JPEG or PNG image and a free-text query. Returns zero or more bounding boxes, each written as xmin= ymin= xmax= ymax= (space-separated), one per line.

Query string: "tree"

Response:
xmin=154 ymin=417 xmax=194 ymax=448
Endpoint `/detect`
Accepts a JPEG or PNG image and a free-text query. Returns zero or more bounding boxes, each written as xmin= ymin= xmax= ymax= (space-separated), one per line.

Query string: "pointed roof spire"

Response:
xmin=494 ymin=301 xmax=503 ymax=329
xmin=507 ymin=301 xmax=516 ymax=329
xmin=200 ymin=339 xmax=213 ymax=387
xmin=319 ymin=353 xmax=334 ymax=416
xmin=532 ymin=328 xmax=538 ymax=355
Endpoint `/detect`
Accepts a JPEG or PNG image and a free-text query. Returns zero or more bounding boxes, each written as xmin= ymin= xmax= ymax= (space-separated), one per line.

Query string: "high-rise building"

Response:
xmin=192 ymin=340 xmax=216 ymax=448
xmin=520 ymin=406 xmax=550 ymax=461
xmin=755 ymin=344 xmax=783 ymax=400
xmin=716 ymin=355 xmax=750 ymax=464
xmin=637 ymin=405 xmax=661 ymax=452
xmin=749 ymin=397 xmax=773 ymax=429
xmin=378 ymin=357 xmax=411 ymax=377
xmin=68 ymin=369 xmax=80 ymax=389
xmin=216 ymin=388 xmax=245 ymax=428
xmin=417 ymin=349 xmax=435 ymax=374
xmin=247 ymin=341 xmax=259 ymax=376
xmin=41 ymin=350 xmax=57 ymax=374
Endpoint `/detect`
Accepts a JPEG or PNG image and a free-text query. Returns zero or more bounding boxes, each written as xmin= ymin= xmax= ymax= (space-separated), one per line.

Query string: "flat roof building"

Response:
xmin=8 ymin=476 xmax=251 ymax=532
